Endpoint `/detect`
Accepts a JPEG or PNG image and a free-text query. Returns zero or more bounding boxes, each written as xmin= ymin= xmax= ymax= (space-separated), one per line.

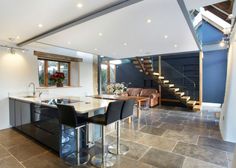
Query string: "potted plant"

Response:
xmin=106 ymin=83 xmax=126 ymax=95
xmin=50 ymin=72 xmax=65 ymax=87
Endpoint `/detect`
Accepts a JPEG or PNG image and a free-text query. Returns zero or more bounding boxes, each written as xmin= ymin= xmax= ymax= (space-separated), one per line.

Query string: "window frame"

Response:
xmin=38 ymin=59 xmax=71 ymax=87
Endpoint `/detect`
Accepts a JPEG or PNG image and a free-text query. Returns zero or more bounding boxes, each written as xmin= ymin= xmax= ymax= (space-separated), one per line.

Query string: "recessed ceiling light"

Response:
xmin=16 ymin=36 xmax=20 ymax=40
xmin=67 ymin=41 xmax=71 ymax=45
xmin=94 ymin=48 xmax=98 ymax=51
xmin=38 ymin=24 xmax=43 ymax=28
xmin=174 ymin=44 xmax=178 ymax=48
xmin=164 ymin=35 xmax=168 ymax=39
xmin=147 ymin=19 xmax=152 ymax=23
xmin=98 ymin=32 xmax=103 ymax=37
xmin=77 ymin=3 xmax=83 ymax=8
xmin=123 ymin=42 xmax=127 ymax=46
xmin=100 ymin=55 xmax=104 ymax=58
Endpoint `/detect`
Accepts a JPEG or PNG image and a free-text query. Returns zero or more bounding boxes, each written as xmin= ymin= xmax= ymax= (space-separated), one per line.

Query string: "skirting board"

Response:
xmin=202 ymin=102 xmax=222 ymax=108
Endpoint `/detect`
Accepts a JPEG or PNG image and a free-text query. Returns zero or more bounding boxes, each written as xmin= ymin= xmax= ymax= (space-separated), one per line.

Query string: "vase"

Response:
xmin=56 ymin=82 xmax=63 ymax=87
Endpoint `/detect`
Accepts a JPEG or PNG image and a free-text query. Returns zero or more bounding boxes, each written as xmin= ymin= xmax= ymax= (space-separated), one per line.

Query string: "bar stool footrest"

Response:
xmin=91 ymin=153 xmax=116 ymax=167
xmin=108 ymin=144 xmax=129 ymax=155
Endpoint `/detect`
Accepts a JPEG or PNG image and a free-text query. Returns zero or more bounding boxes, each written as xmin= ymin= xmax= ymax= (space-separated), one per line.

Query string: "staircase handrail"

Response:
xmin=161 ymin=60 xmax=197 ymax=88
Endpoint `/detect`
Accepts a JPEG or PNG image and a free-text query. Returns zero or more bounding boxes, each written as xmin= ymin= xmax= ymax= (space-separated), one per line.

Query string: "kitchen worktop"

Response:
xmin=9 ymin=95 xmax=113 ymax=114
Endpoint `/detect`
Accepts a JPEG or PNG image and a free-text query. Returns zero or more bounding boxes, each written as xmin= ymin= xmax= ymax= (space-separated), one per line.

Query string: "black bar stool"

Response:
xmin=87 ymin=100 xmax=125 ymax=168
xmin=57 ymin=104 xmax=90 ymax=166
xmin=108 ymin=99 xmax=135 ymax=155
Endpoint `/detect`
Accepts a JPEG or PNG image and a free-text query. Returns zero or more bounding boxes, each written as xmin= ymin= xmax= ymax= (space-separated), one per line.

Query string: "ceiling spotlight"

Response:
xmin=164 ymin=35 xmax=168 ymax=39
xmin=67 ymin=41 xmax=71 ymax=45
xmin=77 ymin=3 xmax=83 ymax=8
xmin=38 ymin=24 xmax=43 ymax=28
xmin=98 ymin=32 xmax=103 ymax=37
xmin=174 ymin=44 xmax=178 ymax=48
xmin=147 ymin=19 xmax=152 ymax=23
xmin=94 ymin=48 xmax=98 ymax=51
xmin=22 ymin=49 xmax=25 ymax=53
xmin=16 ymin=36 xmax=20 ymax=40
xmin=123 ymin=42 xmax=127 ymax=46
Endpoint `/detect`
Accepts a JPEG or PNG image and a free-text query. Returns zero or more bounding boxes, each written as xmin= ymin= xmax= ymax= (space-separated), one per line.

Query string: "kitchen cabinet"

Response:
xmin=9 ymin=98 xmax=15 ymax=126
xmin=9 ymin=98 xmax=60 ymax=153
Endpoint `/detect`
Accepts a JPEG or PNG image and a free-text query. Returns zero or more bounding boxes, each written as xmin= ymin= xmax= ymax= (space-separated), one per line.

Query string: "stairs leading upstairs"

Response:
xmin=133 ymin=57 xmax=197 ymax=109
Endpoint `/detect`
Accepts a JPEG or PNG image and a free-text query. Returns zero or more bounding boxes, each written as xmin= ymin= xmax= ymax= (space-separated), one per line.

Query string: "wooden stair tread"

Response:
xmin=181 ymin=96 xmax=191 ymax=101
xmin=143 ymin=60 xmax=152 ymax=63
xmin=168 ymin=84 xmax=174 ymax=87
xmin=176 ymin=92 xmax=185 ymax=96
xmin=163 ymin=80 xmax=169 ymax=83
xmin=170 ymin=88 xmax=179 ymax=92
xmin=187 ymin=100 xmax=197 ymax=106
xmin=153 ymin=72 xmax=159 ymax=76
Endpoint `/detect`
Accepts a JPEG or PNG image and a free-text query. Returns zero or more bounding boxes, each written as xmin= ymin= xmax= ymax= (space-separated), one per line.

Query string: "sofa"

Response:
xmin=123 ymin=88 xmax=159 ymax=107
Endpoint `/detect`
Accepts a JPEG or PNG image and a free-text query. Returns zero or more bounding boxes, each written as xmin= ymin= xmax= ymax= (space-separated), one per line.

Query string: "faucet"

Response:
xmin=28 ymin=82 xmax=36 ymax=97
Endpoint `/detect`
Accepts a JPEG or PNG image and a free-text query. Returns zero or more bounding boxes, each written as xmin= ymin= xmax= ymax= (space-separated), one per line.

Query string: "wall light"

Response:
xmin=0 ymin=44 xmax=27 ymax=55
xmin=219 ymin=40 xmax=225 ymax=47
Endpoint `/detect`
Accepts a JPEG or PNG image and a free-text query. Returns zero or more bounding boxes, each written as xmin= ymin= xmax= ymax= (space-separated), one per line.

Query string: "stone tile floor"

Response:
xmin=0 ymin=106 xmax=235 ymax=168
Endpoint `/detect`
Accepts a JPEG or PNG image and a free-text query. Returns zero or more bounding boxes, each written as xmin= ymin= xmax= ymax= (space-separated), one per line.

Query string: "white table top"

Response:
xmin=9 ymin=96 xmax=113 ymax=114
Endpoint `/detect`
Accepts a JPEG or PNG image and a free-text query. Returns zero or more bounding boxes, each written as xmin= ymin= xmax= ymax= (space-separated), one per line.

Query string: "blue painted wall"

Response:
xmin=203 ymin=50 xmax=227 ymax=103
xmin=197 ymin=21 xmax=228 ymax=103
xmin=116 ymin=63 xmax=157 ymax=88
xmin=197 ymin=21 xmax=224 ymax=44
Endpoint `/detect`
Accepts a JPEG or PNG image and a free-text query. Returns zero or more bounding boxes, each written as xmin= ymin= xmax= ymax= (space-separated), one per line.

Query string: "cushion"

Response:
xmin=140 ymin=89 xmax=157 ymax=97
xmin=127 ymin=88 xmax=142 ymax=96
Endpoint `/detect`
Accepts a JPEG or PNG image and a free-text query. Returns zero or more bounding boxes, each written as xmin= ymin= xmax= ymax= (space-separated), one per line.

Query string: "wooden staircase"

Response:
xmin=133 ymin=57 xmax=197 ymax=109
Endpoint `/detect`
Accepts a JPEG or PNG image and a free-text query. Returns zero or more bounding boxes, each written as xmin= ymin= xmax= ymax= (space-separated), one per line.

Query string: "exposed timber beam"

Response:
xmin=17 ymin=0 xmax=143 ymax=47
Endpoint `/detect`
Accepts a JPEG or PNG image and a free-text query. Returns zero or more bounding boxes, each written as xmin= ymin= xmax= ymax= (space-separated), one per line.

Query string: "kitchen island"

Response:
xmin=9 ymin=96 xmax=112 ymax=164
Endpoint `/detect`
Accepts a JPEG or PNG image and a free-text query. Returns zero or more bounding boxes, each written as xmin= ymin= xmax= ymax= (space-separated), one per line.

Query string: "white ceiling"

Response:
xmin=0 ymin=0 xmax=227 ymax=58
xmin=39 ymin=0 xmax=200 ymax=58
xmin=0 ymin=0 xmax=119 ymax=42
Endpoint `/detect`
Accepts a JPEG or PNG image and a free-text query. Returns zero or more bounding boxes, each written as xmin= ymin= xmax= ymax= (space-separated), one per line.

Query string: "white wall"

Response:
xmin=220 ymin=39 xmax=236 ymax=143
xmin=0 ymin=42 xmax=95 ymax=130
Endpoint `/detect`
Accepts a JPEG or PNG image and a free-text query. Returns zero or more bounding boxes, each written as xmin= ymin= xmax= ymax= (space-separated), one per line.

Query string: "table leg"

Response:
xmin=128 ymin=117 xmax=132 ymax=123
xmin=137 ymin=101 xmax=141 ymax=118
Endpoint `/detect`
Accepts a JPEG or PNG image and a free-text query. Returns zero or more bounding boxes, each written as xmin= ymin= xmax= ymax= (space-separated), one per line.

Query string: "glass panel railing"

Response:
xmin=160 ymin=60 xmax=199 ymax=101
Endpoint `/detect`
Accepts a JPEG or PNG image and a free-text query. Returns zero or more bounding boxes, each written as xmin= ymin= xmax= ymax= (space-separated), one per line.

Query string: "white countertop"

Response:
xmin=9 ymin=96 xmax=113 ymax=114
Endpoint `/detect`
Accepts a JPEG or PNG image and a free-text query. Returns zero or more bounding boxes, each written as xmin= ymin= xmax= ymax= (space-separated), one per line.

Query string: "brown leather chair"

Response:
xmin=140 ymin=89 xmax=159 ymax=107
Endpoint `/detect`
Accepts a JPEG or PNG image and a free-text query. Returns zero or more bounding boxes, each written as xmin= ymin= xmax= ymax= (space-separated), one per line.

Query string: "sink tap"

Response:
xmin=28 ymin=82 xmax=36 ymax=97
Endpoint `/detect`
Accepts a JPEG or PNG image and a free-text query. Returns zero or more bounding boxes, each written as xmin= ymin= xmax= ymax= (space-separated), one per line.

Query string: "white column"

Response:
xmin=233 ymin=148 xmax=236 ymax=168
xmin=220 ymin=41 xmax=236 ymax=143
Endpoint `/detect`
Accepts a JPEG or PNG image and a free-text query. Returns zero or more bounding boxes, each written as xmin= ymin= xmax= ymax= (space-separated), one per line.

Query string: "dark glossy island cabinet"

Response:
xmin=9 ymin=98 xmax=60 ymax=153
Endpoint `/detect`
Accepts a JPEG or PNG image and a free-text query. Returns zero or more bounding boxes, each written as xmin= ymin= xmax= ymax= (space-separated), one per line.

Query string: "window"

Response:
xmin=38 ymin=59 xmax=70 ymax=87
xmin=100 ymin=62 xmax=116 ymax=93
